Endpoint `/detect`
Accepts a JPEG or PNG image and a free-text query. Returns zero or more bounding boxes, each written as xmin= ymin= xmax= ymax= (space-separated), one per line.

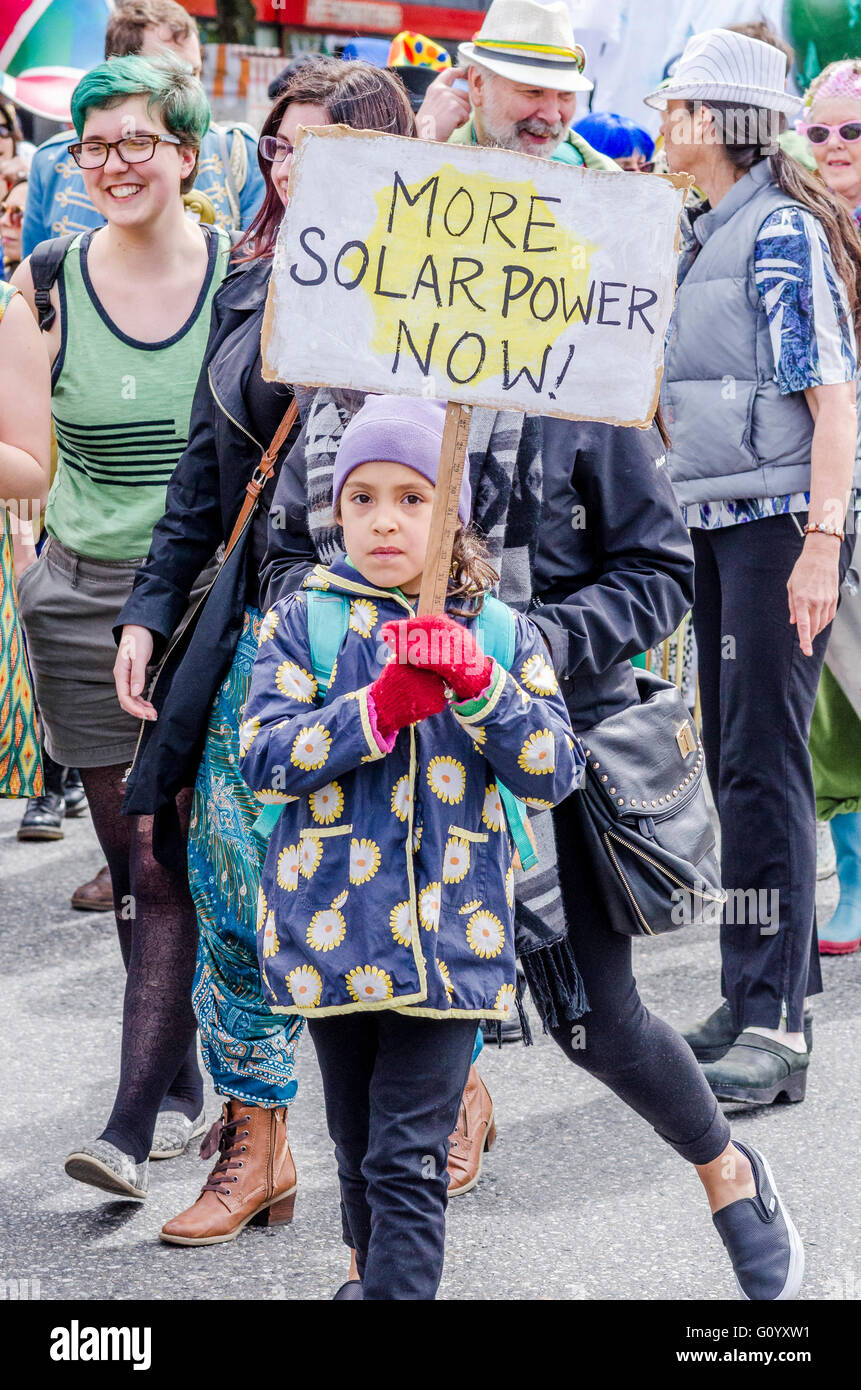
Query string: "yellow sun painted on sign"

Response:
xmin=337 ymin=163 xmax=598 ymax=390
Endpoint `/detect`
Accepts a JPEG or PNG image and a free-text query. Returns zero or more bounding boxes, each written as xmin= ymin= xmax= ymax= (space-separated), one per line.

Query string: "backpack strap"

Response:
xmin=474 ymin=597 xmax=538 ymax=871
xmin=252 ymin=591 xmax=350 ymax=850
xmin=29 ymin=233 xmax=74 ymax=332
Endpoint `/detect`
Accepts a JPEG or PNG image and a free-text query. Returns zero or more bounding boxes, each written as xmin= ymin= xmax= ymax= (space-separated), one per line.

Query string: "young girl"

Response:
xmin=239 ymin=394 xmax=584 ymax=1300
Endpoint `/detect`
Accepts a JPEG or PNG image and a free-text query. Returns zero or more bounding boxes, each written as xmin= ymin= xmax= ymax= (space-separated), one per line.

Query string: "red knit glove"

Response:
xmin=382 ymin=614 xmax=494 ymax=701
xmin=368 ymin=660 xmax=448 ymax=741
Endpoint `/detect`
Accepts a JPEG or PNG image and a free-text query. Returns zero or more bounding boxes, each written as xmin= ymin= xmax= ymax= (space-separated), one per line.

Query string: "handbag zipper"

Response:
xmin=604 ymin=828 xmax=726 ymax=935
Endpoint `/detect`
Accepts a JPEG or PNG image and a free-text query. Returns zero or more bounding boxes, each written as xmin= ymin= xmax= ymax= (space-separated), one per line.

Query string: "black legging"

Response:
xmin=549 ymin=790 xmax=730 ymax=1166
xmin=78 ymin=764 xmax=202 ymax=1164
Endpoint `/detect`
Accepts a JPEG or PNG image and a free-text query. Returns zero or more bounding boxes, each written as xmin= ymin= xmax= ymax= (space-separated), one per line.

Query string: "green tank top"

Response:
xmin=47 ymin=226 xmax=230 ymax=560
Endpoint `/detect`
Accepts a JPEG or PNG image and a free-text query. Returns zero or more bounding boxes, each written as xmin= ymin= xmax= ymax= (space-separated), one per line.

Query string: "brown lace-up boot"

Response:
xmin=447 ymin=1066 xmax=496 ymax=1197
xmin=160 ymin=1099 xmax=297 ymax=1245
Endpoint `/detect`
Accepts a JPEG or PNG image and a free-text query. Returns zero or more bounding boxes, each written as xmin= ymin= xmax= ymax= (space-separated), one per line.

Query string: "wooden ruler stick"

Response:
xmin=417 ymin=401 xmax=472 ymax=616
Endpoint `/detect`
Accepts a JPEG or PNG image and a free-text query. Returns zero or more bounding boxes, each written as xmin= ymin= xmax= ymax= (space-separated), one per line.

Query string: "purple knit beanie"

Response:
xmin=332 ymin=395 xmax=472 ymax=525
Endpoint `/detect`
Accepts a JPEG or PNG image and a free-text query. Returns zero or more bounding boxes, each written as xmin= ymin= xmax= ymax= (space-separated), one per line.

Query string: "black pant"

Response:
xmin=308 ymin=1013 xmax=477 ymax=1300
xmin=691 ymin=515 xmax=853 ymax=1032
xmin=550 ymin=791 xmax=731 ymax=1165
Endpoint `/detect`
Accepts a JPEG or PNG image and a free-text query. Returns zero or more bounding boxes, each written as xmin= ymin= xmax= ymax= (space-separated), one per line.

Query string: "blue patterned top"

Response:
xmin=683 ymin=206 xmax=859 ymax=529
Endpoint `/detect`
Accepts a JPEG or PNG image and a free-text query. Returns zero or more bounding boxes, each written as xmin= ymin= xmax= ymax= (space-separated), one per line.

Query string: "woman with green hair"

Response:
xmin=12 ymin=53 xmax=231 ymax=1198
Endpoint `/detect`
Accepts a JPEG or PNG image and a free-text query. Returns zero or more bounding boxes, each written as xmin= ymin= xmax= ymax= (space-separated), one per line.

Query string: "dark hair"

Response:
xmin=267 ymin=53 xmax=328 ymax=102
xmin=686 ymin=99 xmax=861 ymax=330
xmin=727 ymin=20 xmax=794 ymax=69
xmin=0 ymin=98 xmax=22 ymax=147
xmin=573 ymin=111 xmax=655 ymax=162
xmin=448 ymin=524 xmax=499 ymax=616
xmin=235 ymin=58 xmax=416 ymax=262
xmin=105 ymin=0 xmax=197 ymax=59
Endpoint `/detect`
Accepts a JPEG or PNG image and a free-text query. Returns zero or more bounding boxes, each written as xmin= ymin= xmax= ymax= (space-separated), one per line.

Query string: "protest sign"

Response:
xmin=261 ymin=126 xmax=691 ymax=427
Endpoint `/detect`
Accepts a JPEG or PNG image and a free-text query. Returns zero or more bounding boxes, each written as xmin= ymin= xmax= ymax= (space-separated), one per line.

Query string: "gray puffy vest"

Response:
xmin=663 ymin=159 xmax=857 ymax=506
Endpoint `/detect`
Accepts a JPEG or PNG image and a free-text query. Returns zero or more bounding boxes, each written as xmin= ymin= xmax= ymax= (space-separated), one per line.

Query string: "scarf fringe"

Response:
xmin=520 ymin=936 xmax=589 ymax=1033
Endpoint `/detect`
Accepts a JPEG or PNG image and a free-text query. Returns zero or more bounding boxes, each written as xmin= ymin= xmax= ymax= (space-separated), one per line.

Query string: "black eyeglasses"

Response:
xmin=68 ymin=133 xmax=182 ymax=169
xmin=258 ymin=134 xmax=293 ymax=164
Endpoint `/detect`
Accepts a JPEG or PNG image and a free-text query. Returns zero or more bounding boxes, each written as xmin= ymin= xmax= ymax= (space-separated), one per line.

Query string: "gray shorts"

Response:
xmin=17 ymin=535 xmax=145 ymax=769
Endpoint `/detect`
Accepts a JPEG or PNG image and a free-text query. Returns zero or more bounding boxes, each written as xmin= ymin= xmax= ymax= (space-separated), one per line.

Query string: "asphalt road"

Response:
xmin=1 ymin=797 xmax=858 ymax=1302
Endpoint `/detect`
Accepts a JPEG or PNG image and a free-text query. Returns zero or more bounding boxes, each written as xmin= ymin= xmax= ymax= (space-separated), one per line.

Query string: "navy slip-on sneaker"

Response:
xmin=712 ymin=1141 xmax=804 ymax=1300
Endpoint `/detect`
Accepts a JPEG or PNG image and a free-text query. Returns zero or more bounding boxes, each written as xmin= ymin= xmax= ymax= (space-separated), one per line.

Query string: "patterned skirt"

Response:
xmin=0 ymin=517 xmax=42 ymax=798
xmin=188 ymin=608 xmax=304 ymax=1106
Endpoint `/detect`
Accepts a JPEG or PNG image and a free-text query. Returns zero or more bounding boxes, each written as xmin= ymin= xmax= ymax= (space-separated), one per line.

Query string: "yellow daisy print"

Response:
xmin=276 ymin=844 xmax=300 ymax=892
xmin=390 ymin=900 xmax=412 ymax=947
xmin=350 ymin=837 xmax=381 ymax=885
xmin=299 ymin=835 xmax=323 ymax=878
xmin=291 ymin=724 xmax=331 ymax=770
xmin=412 ymin=823 xmax=423 ymax=854
xmin=391 ymin=775 xmax=412 ymax=822
xmin=482 ymin=783 xmax=505 ymax=832
xmin=524 ymin=797 xmax=555 ymax=810
xmin=461 ymin=722 xmax=487 ymax=748
xmin=310 ymin=781 xmax=343 ymax=824
xmin=346 ymin=964 xmax=393 ymax=1003
xmin=443 ymin=836 xmax=470 ymax=883
xmin=306 ymin=907 xmax=347 ymax=953
xmin=459 ymin=898 xmax=482 ymax=915
xmin=276 ymin=660 xmax=317 ymax=704
xmin=287 ymin=964 xmax=322 ymax=1009
xmin=518 ymin=729 xmax=556 ymax=775
xmin=438 ymin=959 xmax=454 ymax=997
xmin=520 ymin=653 xmax=558 ymax=696
xmin=495 ymin=983 xmax=517 ymax=1019
xmin=349 ymin=599 xmax=378 ymax=638
xmin=427 ymin=756 xmax=466 ymax=805
xmin=466 ymin=909 xmax=505 ymax=958
xmin=255 ymin=888 xmax=267 ymax=934
xmin=238 ymin=715 xmax=260 ymax=757
xmin=262 ymin=912 xmax=279 ymax=958
xmin=258 ymin=609 xmax=279 ymax=643
xmin=504 ymin=866 xmax=514 ymax=909
xmin=418 ymin=882 xmax=442 ymax=932
xmin=255 ymin=788 xmax=291 ymax=804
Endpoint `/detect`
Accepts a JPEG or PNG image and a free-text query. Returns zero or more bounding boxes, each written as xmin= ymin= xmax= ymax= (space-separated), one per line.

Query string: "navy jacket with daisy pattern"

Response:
xmin=239 ymin=559 xmax=584 ymax=1020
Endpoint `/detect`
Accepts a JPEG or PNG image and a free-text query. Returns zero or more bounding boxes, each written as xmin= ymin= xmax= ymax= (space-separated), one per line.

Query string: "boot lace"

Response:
xmin=199 ymin=1111 xmax=251 ymax=1197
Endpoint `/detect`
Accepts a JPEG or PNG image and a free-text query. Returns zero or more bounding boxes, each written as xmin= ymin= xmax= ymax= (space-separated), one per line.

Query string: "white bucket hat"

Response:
xmin=643 ymin=28 xmax=801 ymax=118
xmin=458 ymin=0 xmax=593 ymax=94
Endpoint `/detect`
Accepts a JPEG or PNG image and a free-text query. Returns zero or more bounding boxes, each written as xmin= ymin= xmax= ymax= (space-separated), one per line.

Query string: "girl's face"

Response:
xmin=271 ymin=101 xmax=329 ymax=207
xmin=338 ymin=460 xmax=435 ymax=595
xmin=1 ymin=180 xmax=26 ymax=265
xmin=80 ymin=95 xmax=196 ymax=228
xmin=807 ymin=96 xmax=861 ymax=206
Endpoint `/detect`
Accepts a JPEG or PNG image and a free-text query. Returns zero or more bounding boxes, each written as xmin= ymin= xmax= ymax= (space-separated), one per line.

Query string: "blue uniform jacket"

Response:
xmin=22 ymin=124 xmax=265 ymax=255
xmin=239 ymin=559 xmax=585 ymax=1020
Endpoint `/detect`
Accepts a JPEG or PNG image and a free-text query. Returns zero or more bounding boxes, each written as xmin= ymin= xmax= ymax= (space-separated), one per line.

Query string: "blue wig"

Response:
xmin=573 ymin=112 xmax=655 ymax=162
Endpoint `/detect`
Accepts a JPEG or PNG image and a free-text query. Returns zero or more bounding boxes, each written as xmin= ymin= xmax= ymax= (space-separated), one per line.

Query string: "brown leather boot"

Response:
xmin=160 ymin=1099 xmax=297 ymax=1245
xmin=447 ymin=1065 xmax=496 ymax=1197
xmin=71 ymin=865 xmax=114 ymax=912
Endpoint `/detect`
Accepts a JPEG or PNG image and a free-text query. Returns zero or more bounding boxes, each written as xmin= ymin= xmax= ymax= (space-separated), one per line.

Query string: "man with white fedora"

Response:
xmin=417 ymin=0 xmax=617 ymax=168
xmin=645 ymin=28 xmax=861 ymax=1120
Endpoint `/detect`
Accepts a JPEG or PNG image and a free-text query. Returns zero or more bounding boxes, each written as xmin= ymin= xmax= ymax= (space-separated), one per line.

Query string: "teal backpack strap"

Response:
xmin=473 ymin=597 xmax=538 ymax=871
xmin=252 ymin=592 xmax=351 ymax=851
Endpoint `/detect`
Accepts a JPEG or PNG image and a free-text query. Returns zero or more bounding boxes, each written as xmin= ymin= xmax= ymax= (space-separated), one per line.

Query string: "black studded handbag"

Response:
xmin=575 ymin=669 xmax=725 ymax=936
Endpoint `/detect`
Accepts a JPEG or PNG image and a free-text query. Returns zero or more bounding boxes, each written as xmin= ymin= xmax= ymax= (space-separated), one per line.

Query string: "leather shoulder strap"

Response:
xmin=222 ymin=396 xmax=298 ymax=565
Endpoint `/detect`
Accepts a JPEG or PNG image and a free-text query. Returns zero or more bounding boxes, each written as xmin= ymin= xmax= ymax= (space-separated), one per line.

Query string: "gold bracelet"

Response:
xmin=803 ymin=521 xmax=845 ymax=541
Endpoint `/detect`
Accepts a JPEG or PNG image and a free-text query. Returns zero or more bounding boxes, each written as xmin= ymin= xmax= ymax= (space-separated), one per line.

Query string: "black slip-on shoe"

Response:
xmin=713 ymin=1141 xmax=804 ymax=1300
xmin=683 ymin=1001 xmax=813 ymax=1062
xmin=333 ymin=1279 xmax=363 ymax=1301
xmin=700 ymin=1032 xmax=809 ymax=1105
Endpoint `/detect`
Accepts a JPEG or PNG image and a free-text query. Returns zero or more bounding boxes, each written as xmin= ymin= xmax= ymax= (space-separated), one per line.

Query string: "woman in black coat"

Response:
xmin=113 ymin=60 xmax=417 ymax=1249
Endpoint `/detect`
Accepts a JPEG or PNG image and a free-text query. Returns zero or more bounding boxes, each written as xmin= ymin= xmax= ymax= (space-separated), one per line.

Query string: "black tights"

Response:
xmin=79 ymin=764 xmax=202 ymax=1163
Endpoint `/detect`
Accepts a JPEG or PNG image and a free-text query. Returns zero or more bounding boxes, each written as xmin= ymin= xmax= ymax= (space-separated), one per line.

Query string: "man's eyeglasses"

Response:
xmin=258 ymin=135 xmax=293 ymax=164
xmin=67 ymin=133 xmax=182 ymax=169
xmin=798 ymin=120 xmax=861 ymax=145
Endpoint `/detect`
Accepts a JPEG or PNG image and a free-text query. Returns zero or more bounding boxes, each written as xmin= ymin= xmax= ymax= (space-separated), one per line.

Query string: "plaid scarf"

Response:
xmin=295 ymin=385 xmax=588 ymax=1032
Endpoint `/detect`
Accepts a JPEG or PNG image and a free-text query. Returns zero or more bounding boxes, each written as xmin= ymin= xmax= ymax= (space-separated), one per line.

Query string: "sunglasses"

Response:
xmin=798 ymin=120 xmax=861 ymax=145
xmin=1 ymin=203 xmax=23 ymax=227
xmin=258 ymin=134 xmax=293 ymax=164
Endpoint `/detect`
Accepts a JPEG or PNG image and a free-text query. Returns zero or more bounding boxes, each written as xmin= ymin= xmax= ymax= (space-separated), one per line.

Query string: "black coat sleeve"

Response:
xmin=113 ymin=318 xmax=226 ymax=654
xmin=530 ymin=421 xmax=694 ymax=679
xmin=259 ymin=424 xmax=318 ymax=610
